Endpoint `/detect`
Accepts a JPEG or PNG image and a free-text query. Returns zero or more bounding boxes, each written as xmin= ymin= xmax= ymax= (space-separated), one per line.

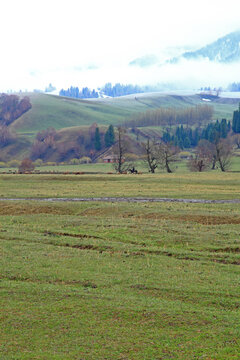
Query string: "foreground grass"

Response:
xmin=0 ymin=200 xmax=240 ymax=359
xmin=0 ymin=171 xmax=240 ymax=200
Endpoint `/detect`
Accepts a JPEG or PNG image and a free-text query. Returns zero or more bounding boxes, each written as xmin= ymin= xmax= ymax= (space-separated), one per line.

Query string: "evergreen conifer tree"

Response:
xmin=104 ymin=125 xmax=115 ymax=147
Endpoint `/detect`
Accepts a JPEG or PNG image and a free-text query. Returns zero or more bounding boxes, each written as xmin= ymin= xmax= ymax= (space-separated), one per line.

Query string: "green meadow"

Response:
xmin=11 ymin=93 xmax=239 ymax=135
xmin=0 ymin=173 xmax=240 ymax=359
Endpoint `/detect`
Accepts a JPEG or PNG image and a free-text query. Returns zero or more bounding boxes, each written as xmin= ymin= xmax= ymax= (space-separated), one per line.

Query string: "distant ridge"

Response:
xmin=174 ymin=30 xmax=240 ymax=63
xmin=129 ymin=30 xmax=240 ymax=66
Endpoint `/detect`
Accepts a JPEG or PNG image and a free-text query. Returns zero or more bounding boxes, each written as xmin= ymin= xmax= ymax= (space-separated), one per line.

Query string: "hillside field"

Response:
xmin=0 ymin=172 xmax=240 ymax=359
xmin=1 ymin=91 xmax=238 ymax=162
xmin=11 ymin=92 xmax=240 ymax=135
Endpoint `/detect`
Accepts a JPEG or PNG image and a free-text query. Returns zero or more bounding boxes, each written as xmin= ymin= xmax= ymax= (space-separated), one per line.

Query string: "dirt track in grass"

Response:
xmin=1 ymin=196 xmax=240 ymax=203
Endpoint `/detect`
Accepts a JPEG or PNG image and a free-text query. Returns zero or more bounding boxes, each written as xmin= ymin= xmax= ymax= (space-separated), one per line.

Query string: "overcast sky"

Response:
xmin=1 ymin=0 xmax=240 ymax=91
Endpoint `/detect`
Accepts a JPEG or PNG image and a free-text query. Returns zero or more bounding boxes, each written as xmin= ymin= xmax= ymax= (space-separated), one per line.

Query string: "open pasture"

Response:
xmin=0 ymin=171 xmax=240 ymax=200
xmin=0 ymin=173 xmax=240 ymax=359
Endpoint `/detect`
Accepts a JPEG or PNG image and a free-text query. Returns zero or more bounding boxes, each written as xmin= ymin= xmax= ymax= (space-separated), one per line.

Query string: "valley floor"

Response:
xmin=0 ymin=173 xmax=240 ymax=359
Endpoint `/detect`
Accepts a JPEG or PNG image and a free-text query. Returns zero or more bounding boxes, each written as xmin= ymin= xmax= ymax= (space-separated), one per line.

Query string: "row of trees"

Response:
xmin=100 ymin=83 xmax=143 ymax=97
xmin=228 ymin=82 xmax=240 ymax=92
xmin=59 ymin=87 xmax=99 ymax=99
xmin=124 ymin=104 xmax=214 ymax=128
xmin=143 ymin=137 xmax=232 ymax=173
xmin=110 ymin=122 xmax=235 ymax=174
xmin=162 ymin=119 xmax=231 ymax=149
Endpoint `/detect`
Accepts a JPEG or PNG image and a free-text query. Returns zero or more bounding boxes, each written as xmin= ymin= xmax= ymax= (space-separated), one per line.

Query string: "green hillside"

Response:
xmin=11 ymin=92 xmax=240 ymax=135
xmin=0 ymin=92 xmax=238 ymax=162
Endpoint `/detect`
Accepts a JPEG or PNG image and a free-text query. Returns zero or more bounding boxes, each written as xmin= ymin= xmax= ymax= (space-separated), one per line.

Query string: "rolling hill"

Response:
xmin=11 ymin=92 xmax=240 ymax=134
xmin=0 ymin=91 xmax=239 ymax=161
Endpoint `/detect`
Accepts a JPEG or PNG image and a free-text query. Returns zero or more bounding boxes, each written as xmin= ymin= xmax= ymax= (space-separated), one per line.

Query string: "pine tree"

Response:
xmin=220 ymin=119 xmax=227 ymax=138
xmin=104 ymin=125 xmax=115 ymax=147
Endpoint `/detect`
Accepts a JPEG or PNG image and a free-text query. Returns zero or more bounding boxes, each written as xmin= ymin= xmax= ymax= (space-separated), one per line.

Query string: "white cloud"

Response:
xmin=0 ymin=0 xmax=240 ymax=91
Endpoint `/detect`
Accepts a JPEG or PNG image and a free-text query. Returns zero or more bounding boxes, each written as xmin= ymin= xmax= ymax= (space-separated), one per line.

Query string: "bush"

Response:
xmin=79 ymin=156 xmax=92 ymax=164
xmin=34 ymin=159 xmax=43 ymax=167
xmin=18 ymin=159 xmax=35 ymax=173
xmin=69 ymin=158 xmax=81 ymax=165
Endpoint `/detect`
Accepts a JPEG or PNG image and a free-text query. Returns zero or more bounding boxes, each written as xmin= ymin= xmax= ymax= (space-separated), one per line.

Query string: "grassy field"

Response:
xmin=0 ymin=92 xmax=238 ymax=162
xmin=1 ymin=194 xmax=240 ymax=359
xmin=1 ymin=160 xmax=240 ymax=359
xmin=0 ymin=157 xmax=240 ymax=200
xmin=11 ymin=93 xmax=240 ymax=135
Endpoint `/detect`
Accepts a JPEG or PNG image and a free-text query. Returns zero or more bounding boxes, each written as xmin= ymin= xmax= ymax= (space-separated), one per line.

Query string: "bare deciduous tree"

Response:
xmin=18 ymin=158 xmax=35 ymax=173
xmin=188 ymin=140 xmax=213 ymax=172
xmin=215 ymin=138 xmax=233 ymax=172
xmin=232 ymin=134 xmax=240 ymax=149
xmin=112 ymin=127 xmax=132 ymax=173
xmin=155 ymin=142 xmax=180 ymax=173
xmin=142 ymin=138 xmax=157 ymax=173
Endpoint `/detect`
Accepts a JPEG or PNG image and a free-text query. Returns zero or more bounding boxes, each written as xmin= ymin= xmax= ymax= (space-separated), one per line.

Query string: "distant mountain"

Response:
xmin=129 ymin=30 xmax=240 ymax=66
xmin=178 ymin=30 xmax=240 ymax=63
xmin=129 ymin=55 xmax=159 ymax=67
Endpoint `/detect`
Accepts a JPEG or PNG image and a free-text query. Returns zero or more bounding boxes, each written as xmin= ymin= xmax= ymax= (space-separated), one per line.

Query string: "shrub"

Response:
xmin=0 ymin=161 xmax=6 ymax=168
xmin=79 ymin=156 xmax=92 ymax=164
xmin=34 ymin=159 xmax=43 ymax=167
xmin=69 ymin=158 xmax=81 ymax=165
xmin=18 ymin=159 xmax=35 ymax=173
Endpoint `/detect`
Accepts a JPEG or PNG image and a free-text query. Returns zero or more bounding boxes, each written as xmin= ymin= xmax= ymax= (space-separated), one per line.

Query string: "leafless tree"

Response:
xmin=188 ymin=140 xmax=213 ymax=172
xmin=142 ymin=138 xmax=157 ymax=173
xmin=155 ymin=142 xmax=180 ymax=173
xmin=18 ymin=158 xmax=35 ymax=173
xmin=215 ymin=138 xmax=233 ymax=172
xmin=232 ymin=134 xmax=240 ymax=149
xmin=112 ymin=127 xmax=132 ymax=173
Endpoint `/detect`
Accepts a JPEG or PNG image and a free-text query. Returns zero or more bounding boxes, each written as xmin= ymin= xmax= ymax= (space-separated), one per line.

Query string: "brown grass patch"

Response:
xmin=211 ymin=247 xmax=240 ymax=253
xmin=81 ymin=208 xmax=240 ymax=225
xmin=0 ymin=203 xmax=73 ymax=216
xmin=44 ymin=231 xmax=103 ymax=240
xmin=64 ymin=243 xmax=112 ymax=252
xmin=139 ymin=213 xmax=240 ymax=225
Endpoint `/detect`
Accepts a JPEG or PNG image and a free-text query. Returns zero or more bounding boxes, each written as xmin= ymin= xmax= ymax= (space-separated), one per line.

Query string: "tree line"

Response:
xmin=100 ymin=83 xmax=143 ymax=97
xmin=228 ymin=82 xmax=240 ymax=92
xmin=162 ymin=119 xmax=231 ymax=149
xmin=59 ymin=87 xmax=99 ymax=99
xmin=123 ymin=104 xmax=214 ymax=128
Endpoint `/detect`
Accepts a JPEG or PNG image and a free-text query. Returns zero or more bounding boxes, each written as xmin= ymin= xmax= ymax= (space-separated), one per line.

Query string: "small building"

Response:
xmin=102 ymin=155 xmax=119 ymax=163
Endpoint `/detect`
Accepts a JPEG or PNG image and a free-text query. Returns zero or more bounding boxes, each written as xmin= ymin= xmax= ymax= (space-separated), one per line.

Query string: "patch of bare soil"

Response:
xmin=44 ymin=231 xmax=103 ymax=240
xmin=0 ymin=203 xmax=73 ymax=215
xmin=141 ymin=213 xmax=240 ymax=225
xmin=64 ymin=243 xmax=112 ymax=252
xmin=211 ymin=247 xmax=240 ymax=253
